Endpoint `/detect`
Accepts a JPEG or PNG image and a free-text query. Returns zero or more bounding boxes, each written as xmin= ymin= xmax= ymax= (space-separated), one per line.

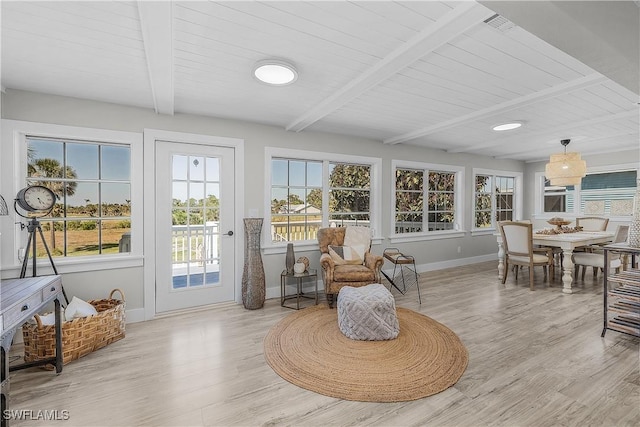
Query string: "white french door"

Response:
xmin=155 ymin=141 xmax=235 ymax=313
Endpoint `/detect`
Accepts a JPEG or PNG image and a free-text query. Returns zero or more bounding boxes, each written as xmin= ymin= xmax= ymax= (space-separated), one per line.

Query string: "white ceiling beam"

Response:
xmin=286 ymin=2 xmax=495 ymax=133
xmin=459 ymin=109 xmax=638 ymax=155
xmin=385 ymin=73 xmax=607 ymax=145
xmin=137 ymin=1 xmax=174 ymax=115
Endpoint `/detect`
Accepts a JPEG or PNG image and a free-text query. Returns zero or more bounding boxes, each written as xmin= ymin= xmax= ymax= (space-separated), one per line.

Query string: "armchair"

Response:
xmin=317 ymin=226 xmax=383 ymax=308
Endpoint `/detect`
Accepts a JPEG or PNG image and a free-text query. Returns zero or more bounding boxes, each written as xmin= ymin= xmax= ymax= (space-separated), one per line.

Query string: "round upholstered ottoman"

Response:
xmin=337 ymin=283 xmax=399 ymax=341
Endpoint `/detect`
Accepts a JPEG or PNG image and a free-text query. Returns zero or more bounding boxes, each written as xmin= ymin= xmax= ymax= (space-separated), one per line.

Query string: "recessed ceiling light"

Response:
xmin=253 ymin=60 xmax=298 ymax=86
xmin=492 ymin=122 xmax=522 ymax=131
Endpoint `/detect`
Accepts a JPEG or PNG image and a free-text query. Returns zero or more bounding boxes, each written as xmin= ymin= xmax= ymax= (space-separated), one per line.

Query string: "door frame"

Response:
xmin=143 ymin=129 xmax=244 ymax=320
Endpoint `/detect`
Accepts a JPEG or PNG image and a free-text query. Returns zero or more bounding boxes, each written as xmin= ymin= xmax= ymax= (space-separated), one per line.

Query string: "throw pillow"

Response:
xmin=65 ymin=296 xmax=98 ymax=321
xmin=344 ymin=226 xmax=371 ymax=261
xmin=328 ymin=245 xmax=363 ymax=265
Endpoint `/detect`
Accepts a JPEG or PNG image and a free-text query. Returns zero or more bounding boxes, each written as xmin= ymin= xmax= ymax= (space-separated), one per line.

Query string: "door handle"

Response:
xmin=225 ymin=231 xmax=234 ymax=236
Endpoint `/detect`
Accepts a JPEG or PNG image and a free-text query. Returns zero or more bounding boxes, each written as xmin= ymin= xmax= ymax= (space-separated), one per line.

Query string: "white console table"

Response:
xmin=1 ymin=275 xmax=64 ymax=426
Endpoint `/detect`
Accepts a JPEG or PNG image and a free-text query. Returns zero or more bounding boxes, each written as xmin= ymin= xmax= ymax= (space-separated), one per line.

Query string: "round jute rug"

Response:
xmin=264 ymin=305 xmax=468 ymax=402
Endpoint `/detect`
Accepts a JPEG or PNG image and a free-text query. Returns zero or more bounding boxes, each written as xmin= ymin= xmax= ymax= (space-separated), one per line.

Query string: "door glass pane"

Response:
xmin=189 ymin=182 xmax=205 ymax=207
xmin=172 ymin=182 xmax=188 ymax=207
xmin=171 ymin=154 xmax=222 ymax=290
xmin=190 ymin=156 xmax=205 ymax=181
xmin=205 ymin=183 xmax=220 ymax=207
xmin=206 ymin=157 xmax=220 ymax=181
xmin=173 ymin=155 xmax=188 ymax=180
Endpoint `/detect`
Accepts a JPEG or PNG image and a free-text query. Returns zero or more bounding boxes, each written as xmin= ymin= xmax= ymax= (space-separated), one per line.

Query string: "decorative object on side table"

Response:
xmin=285 ymin=243 xmax=295 ymax=274
xmin=293 ymin=262 xmax=306 ymax=274
xmin=629 ymin=178 xmax=640 ymax=247
xmin=242 ymin=218 xmax=266 ymax=309
xmin=297 ymin=256 xmax=309 ymax=271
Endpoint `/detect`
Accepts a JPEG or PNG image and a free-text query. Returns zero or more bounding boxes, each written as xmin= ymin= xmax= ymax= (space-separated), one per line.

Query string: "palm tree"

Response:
xmin=29 ymin=158 xmax=78 ymax=249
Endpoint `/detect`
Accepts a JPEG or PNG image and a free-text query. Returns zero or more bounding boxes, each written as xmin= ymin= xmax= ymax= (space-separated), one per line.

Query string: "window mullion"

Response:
xmin=322 ymin=160 xmax=329 ymax=228
xmin=422 ymin=168 xmax=428 ymax=232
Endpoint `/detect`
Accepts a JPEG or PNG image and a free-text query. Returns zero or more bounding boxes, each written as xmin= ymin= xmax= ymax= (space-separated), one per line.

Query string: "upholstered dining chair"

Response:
xmin=573 ymin=224 xmax=630 ymax=280
xmin=499 ymin=221 xmax=554 ymax=290
xmin=317 ymin=226 xmax=383 ymax=308
xmin=576 ymin=216 xmax=609 ymax=231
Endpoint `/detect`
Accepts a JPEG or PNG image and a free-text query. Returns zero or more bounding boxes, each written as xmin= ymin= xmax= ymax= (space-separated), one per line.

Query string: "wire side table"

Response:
xmin=280 ymin=269 xmax=318 ymax=310
xmin=381 ymin=248 xmax=422 ymax=304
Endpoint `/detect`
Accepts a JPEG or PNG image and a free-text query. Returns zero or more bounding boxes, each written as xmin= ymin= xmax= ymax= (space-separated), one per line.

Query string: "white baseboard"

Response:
xmin=411 ymin=253 xmax=496 ymax=275
xmin=125 ymin=307 xmax=145 ymax=323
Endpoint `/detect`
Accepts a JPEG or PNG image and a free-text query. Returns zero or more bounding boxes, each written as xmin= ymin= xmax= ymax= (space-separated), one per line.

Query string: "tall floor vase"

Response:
xmin=242 ymin=218 xmax=265 ymax=309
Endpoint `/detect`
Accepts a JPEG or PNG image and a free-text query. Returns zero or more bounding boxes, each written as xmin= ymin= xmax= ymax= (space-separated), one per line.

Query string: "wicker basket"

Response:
xmin=22 ymin=289 xmax=126 ymax=369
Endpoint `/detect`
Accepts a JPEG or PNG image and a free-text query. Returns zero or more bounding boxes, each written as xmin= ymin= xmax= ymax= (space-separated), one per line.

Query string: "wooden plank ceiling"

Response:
xmin=2 ymin=1 xmax=638 ymax=162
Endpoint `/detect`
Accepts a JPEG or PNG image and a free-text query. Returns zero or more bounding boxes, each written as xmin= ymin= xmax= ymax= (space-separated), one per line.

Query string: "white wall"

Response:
xmin=1 ymin=89 xmax=529 ymax=318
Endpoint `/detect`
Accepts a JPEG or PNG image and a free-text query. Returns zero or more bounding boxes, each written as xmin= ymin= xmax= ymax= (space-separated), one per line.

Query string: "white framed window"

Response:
xmin=26 ymin=136 xmax=132 ymax=258
xmin=0 ymin=120 xmax=143 ymax=276
xmin=472 ymin=169 xmax=523 ymax=233
xmin=534 ymin=163 xmax=638 ymax=219
xmin=270 ymin=158 xmax=323 ymax=242
xmin=391 ymin=160 xmax=465 ymax=243
xmin=265 ymin=147 xmax=381 ymax=252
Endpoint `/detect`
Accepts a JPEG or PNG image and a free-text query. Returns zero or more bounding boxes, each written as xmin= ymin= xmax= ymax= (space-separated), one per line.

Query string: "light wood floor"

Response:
xmin=9 ymin=261 xmax=640 ymax=426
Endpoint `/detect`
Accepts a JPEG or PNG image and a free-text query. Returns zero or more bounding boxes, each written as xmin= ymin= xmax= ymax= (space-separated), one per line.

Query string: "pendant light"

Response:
xmin=544 ymin=139 xmax=587 ymax=186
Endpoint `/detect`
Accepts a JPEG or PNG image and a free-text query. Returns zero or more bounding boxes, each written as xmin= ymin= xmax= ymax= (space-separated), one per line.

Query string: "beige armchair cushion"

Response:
xmin=334 ymin=265 xmax=377 ymax=282
xmin=328 ymin=245 xmax=363 ymax=265
xmin=344 ymin=226 xmax=371 ymax=260
xmin=509 ymin=254 xmax=551 ymax=264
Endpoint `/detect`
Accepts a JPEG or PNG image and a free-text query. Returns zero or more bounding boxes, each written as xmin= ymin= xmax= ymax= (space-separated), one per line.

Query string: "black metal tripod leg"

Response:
xmin=37 ymin=224 xmax=58 ymax=274
xmin=37 ymin=225 xmax=68 ymax=304
xmin=19 ymin=230 xmax=34 ymax=278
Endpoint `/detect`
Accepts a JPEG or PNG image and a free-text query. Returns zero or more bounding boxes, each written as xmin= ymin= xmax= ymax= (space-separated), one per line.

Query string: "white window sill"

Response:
xmin=0 ymin=254 xmax=144 ymax=279
xmin=263 ymin=236 xmax=384 ymax=255
xmin=471 ymin=228 xmax=496 ymax=237
xmin=263 ymin=242 xmax=318 ymax=255
xmin=388 ymin=230 xmax=466 ymax=244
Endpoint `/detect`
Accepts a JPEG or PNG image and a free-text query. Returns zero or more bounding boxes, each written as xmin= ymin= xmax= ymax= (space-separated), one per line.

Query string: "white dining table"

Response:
xmin=495 ymin=230 xmax=615 ymax=294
